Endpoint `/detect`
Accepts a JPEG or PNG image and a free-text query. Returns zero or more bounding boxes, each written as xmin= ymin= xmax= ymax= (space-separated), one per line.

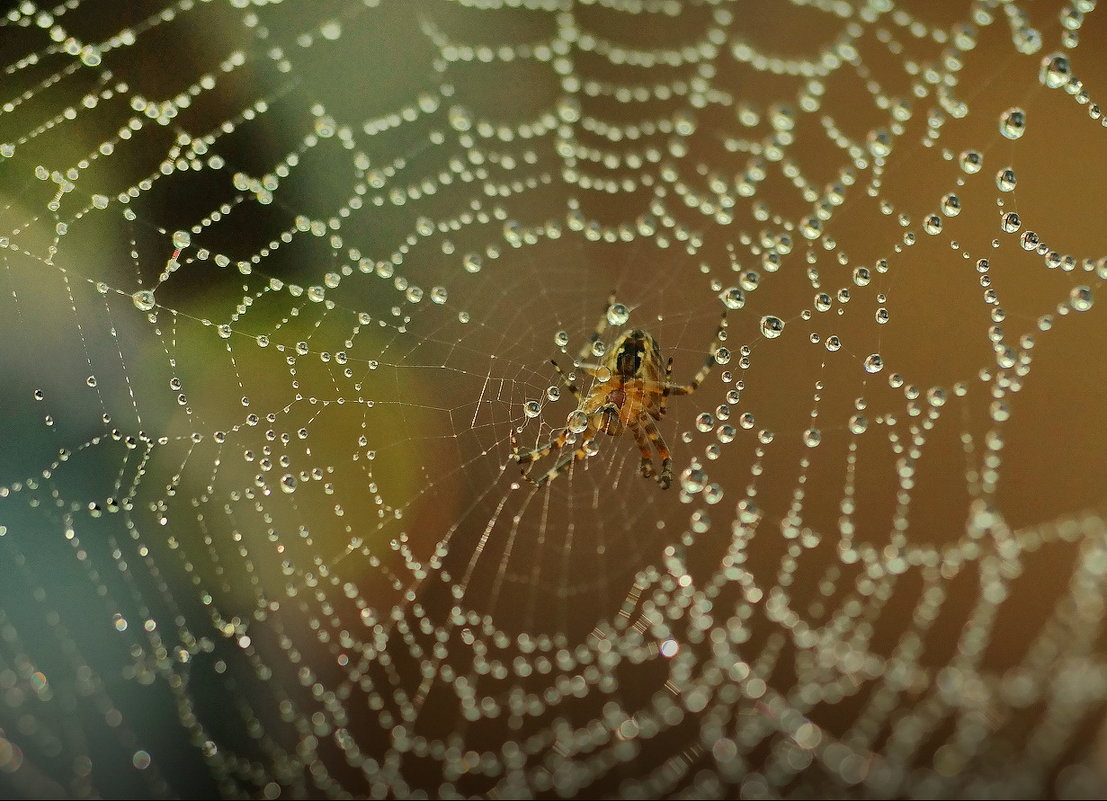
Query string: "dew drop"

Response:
xmin=995 ymin=168 xmax=1017 ymax=192
xmin=759 ymin=315 xmax=785 ymax=339
xmin=958 ymin=150 xmax=983 ymax=174
xmin=1039 ymin=53 xmax=1071 ymax=89
xmin=999 ymin=107 xmax=1026 ymax=140
xmin=606 ymin=303 xmax=630 ymax=326
xmin=680 ymin=467 xmax=707 ymax=493
xmin=523 ymin=400 xmax=541 ymax=418
xmin=171 ymin=230 xmax=191 ymax=249
xmin=863 ymin=353 xmax=884 ymax=374
xmin=1070 ymin=285 xmax=1094 ymax=311
xmin=132 ymin=289 xmax=156 ymax=311
xmin=1001 ymin=212 xmax=1021 ymax=234
xmin=721 ymin=287 xmax=745 ymax=310
xmin=567 ymin=410 xmax=588 ymax=433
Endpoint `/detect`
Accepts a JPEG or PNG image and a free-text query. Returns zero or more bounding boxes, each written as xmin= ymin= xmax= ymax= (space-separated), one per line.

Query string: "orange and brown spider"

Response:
xmin=511 ymin=293 xmax=726 ymax=489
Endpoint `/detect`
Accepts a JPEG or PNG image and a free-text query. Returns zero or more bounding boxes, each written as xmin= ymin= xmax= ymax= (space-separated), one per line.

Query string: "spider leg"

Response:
xmin=630 ymin=421 xmax=656 ymax=480
xmin=574 ymin=289 xmax=618 ymax=365
xmin=510 ymin=427 xmax=572 ymax=483
xmin=640 ymin=417 xmax=673 ymax=489
xmin=655 ymin=356 xmax=676 ymax=419
xmin=550 ymin=359 xmax=583 ymax=404
xmin=534 ymin=431 xmax=596 ymax=486
xmin=551 ymin=291 xmax=618 ymax=405
xmin=665 ymin=309 xmax=727 ymax=398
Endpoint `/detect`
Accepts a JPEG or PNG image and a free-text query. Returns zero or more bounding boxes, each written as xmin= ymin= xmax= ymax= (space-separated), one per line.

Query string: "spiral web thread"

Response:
xmin=0 ymin=0 xmax=1106 ymax=797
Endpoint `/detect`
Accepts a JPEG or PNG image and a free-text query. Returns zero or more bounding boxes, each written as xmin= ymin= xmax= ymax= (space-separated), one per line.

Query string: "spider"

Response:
xmin=511 ymin=293 xmax=726 ymax=490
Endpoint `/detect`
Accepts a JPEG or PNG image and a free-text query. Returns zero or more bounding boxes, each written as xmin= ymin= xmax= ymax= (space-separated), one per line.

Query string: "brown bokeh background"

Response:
xmin=0 ymin=0 xmax=1105 ymax=797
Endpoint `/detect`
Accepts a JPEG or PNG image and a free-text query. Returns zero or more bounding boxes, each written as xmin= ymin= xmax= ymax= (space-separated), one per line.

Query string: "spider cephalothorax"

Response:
xmin=511 ymin=295 xmax=726 ymax=489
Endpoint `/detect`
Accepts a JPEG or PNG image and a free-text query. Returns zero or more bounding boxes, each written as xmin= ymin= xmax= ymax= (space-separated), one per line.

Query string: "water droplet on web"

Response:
xmin=448 ymin=106 xmax=472 ymax=131
xmin=867 ymin=128 xmax=892 ymax=158
xmin=132 ymin=289 xmax=155 ymax=311
xmin=462 ymin=253 xmax=482 ymax=273
xmin=803 ymin=428 xmax=821 ymax=447
xmin=523 ymin=400 xmax=541 ymax=418
xmin=848 ymin=415 xmax=868 ymax=434
xmin=717 ymin=287 xmax=743 ymax=310
xmin=996 ymin=168 xmax=1017 ymax=192
xmin=924 ymin=214 xmax=943 ymax=235
xmin=825 ymin=336 xmax=841 ymax=351
xmin=680 ymin=467 xmax=707 ymax=493
xmin=567 ymin=410 xmax=588 ymax=433
xmin=280 ymin=474 xmax=297 ymax=493
xmin=759 ymin=316 xmax=785 ymax=339
xmin=959 ymin=150 xmax=983 ymax=174
xmin=714 ymin=347 xmax=730 ymax=365
xmin=591 ymin=341 xmax=606 ymax=357
xmin=606 ymin=303 xmax=629 ymax=326
xmin=554 ymin=330 xmax=569 ymax=348
xmin=1001 ymin=212 xmax=1021 ymax=234
xmin=546 ymin=386 xmax=560 ymax=401
xmin=1070 ymin=285 xmax=1094 ymax=311
xmin=695 ymin=413 xmax=714 ymax=432
xmin=1040 ymin=53 xmax=1071 ymax=89
xmin=799 ymin=216 xmax=821 ymax=239
xmin=172 ymin=230 xmax=191 ymax=249
xmin=863 ymin=353 xmax=884 ymax=374
xmin=430 ymin=286 xmax=448 ymax=304
xmin=999 ymin=107 xmax=1026 ymax=140
xmin=941 ymin=194 xmax=961 ymax=217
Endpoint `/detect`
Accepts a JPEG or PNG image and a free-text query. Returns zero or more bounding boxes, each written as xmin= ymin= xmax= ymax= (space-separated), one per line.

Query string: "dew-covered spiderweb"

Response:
xmin=2 ymin=0 xmax=1107 ymax=797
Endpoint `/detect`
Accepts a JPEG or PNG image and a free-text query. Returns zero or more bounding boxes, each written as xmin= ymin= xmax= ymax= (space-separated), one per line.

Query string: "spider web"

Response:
xmin=1 ymin=0 xmax=1106 ymax=797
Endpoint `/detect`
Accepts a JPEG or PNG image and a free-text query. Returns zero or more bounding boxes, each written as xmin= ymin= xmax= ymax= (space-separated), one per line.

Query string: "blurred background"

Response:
xmin=0 ymin=0 xmax=1105 ymax=797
